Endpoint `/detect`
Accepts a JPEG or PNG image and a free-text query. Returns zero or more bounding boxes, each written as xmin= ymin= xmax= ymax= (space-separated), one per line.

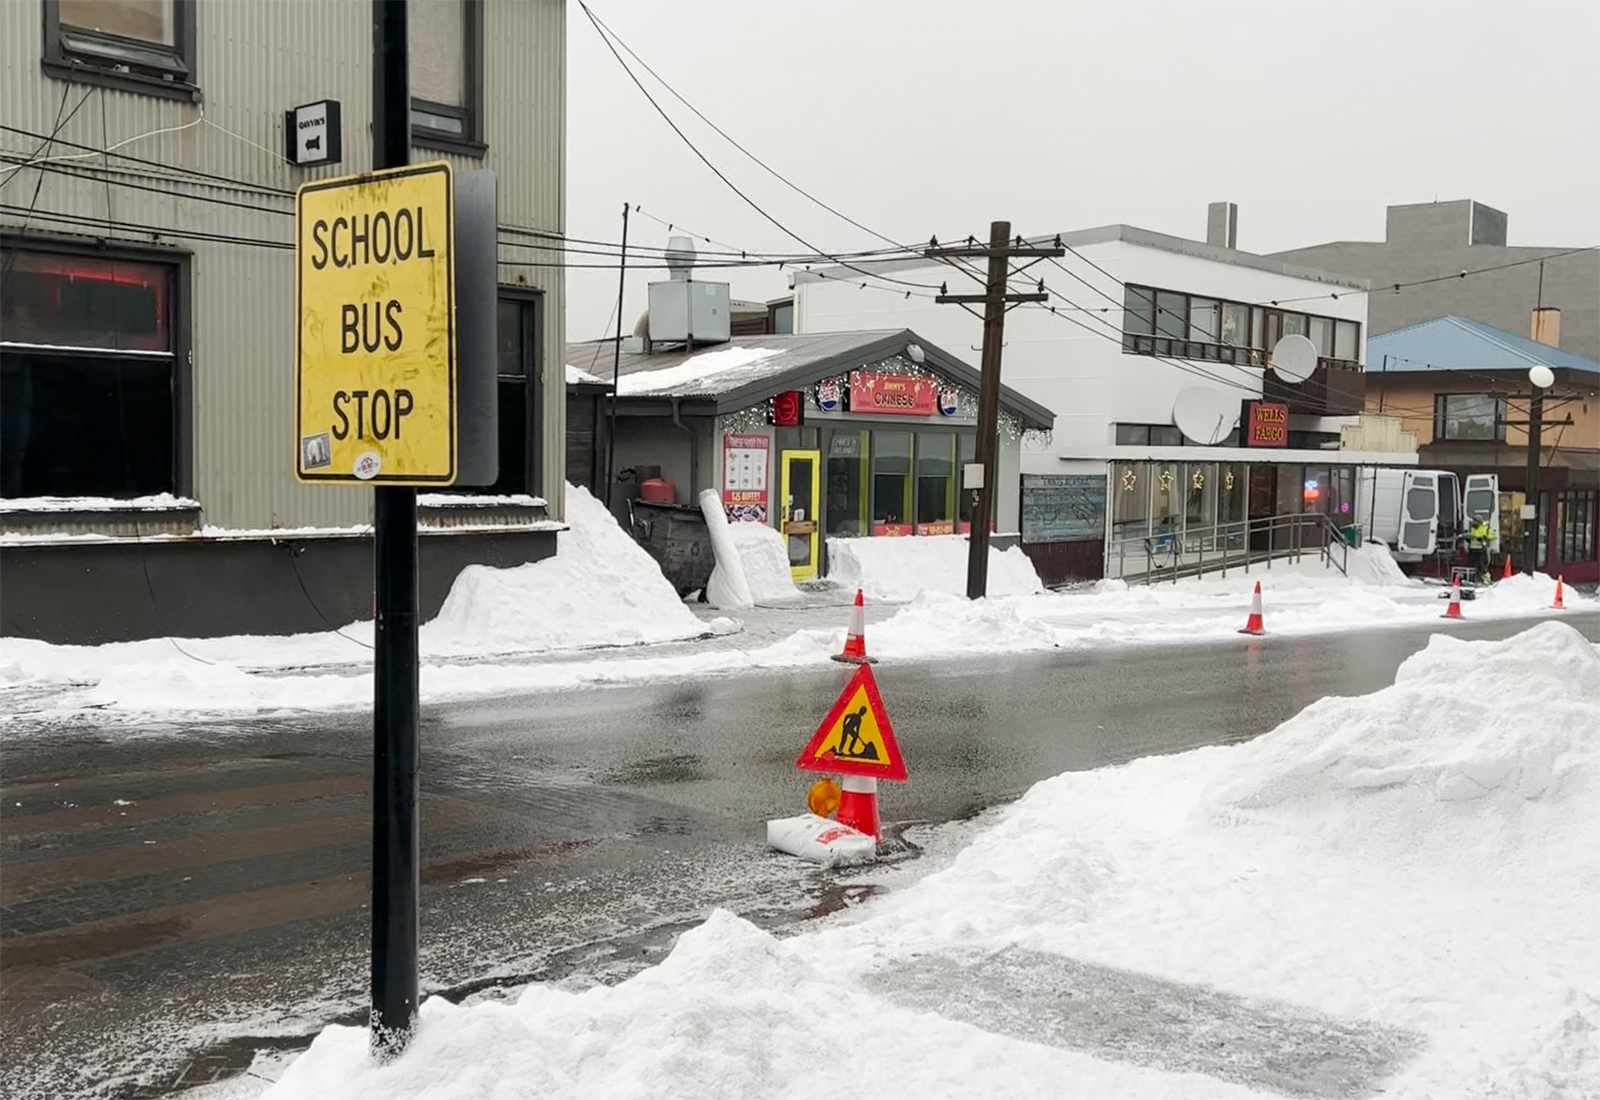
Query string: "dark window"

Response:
xmin=1556 ymin=491 xmax=1598 ymax=564
xmin=44 ymin=0 xmax=198 ymax=99
xmin=914 ymin=431 xmax=954 ymax=526
xmin=1 ymin=245 xmax=180 ymax=498
xmin=450 ymin=292 xmax=538 ymax=495
xmin=1433 ymin=393 xmax=1505 ymax=442
xmin=769 ymin=300 xmax=793 ymax=334
xmin=409 ymin=0 xmax=485 ymax=155
xmin=1115 ymin=423 xmax=1186 ymax=447
xmin=1120 ymin=284 xmax=1359 ymax=368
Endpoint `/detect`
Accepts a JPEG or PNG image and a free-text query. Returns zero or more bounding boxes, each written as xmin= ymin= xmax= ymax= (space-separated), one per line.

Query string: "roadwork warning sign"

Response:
xmin=796 ymin=663 xmax=907 ymax=780
xmin=294 ymin=161 xmax=456 ymax=484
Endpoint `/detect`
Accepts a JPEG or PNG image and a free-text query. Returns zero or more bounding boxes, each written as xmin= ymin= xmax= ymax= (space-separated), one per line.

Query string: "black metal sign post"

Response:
xmin=370 ymin=0 xmax=419 ymax=1060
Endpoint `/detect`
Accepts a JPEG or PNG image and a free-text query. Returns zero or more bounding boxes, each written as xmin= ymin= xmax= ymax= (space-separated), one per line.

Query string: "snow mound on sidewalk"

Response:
xmin=1200 ymin=620 xmax=1600 ymax=871
xmin=422 ymin=484 xmax=707 ymax=654
xmin=719 ymin=521 xmax=801 ymax=603
xmin=1343 ymin=540 xmax=1415 ymax=586
xmin=871 ymin=591 xmax=1060 ymax=657
xmin=827 ymin=534 xmax=1044 ymax=602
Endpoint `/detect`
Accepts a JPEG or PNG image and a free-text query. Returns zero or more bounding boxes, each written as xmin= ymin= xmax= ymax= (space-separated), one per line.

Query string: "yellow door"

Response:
xmin=780 ymin=449 xmax=821 ymax=581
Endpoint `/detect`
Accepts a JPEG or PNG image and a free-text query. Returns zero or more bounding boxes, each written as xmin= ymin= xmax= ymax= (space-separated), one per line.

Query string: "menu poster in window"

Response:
xmin=1021 ymin=474 xmax=1106 ymax=543
xmin=722 ymin=433 xmax=770 ymax=523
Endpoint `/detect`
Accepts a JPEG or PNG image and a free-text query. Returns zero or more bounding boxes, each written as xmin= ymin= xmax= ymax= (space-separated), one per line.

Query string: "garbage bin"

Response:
xmin=1340 ymin=524 xmax=1362 ymax=548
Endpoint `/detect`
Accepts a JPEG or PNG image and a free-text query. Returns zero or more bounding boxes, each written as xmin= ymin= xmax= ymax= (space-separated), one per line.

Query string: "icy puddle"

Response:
xmin=868 ymin=946 xmax=1422 ymax=1098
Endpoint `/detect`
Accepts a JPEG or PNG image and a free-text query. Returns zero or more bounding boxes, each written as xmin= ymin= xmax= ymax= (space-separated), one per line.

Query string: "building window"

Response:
xmin=1433 ymin=393 xmax=1505 ymax=442
xmin=870 ymin=430 xmax=912 ymax=528
xmin=769 ymin=300 xmax=794 ymax=334
xmin=44 ymin=0 xmax=197 ymax=97
xmin=409 ymin=0 xmax=484 ymax=154
xmin=1556 ymin=491 xmax=1597 ymax=564
xmin=1123 ymin=284 xmax=1360 ymax=370
xmin=1 ymin=246 xmax=182 ymax=498
xmin=447 ymin=293 xmax=538 ymax=495
xmin=914 ymin=431 xmax=955 ymax=532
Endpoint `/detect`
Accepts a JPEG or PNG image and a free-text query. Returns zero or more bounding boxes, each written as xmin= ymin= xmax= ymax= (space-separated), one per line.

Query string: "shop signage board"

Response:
xmin=722 ymin=433 xmax=770 ymax=522
xmin=1240 ymin=400 xmax=1289 ymax=449
xmin=849 ymin=371 xmax=937 ymax=416
xmin=1021 ymin=474 xmax=1106 ymax=543
xmin=295 ymin=161 xmax=456 ymax=483
xmin=795 ymin=663 xmax=907 ymax=780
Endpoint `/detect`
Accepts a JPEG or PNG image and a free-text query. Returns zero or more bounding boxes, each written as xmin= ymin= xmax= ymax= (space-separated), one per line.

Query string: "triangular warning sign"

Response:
xmin=795 ymin=663 xmax=907 ymax=781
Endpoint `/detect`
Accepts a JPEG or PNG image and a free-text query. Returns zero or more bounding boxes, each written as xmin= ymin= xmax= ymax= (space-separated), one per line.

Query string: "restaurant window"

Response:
xmin=1184 ymin=462 xmax=1217 ymax=543
xmin=871 ymin=430 xmax=912 ymax=529
xmin=915 ymin=432 xmax=955 ymax=533
xmin=1 ymin=246 xmax=181 ymax=498
xmin=46 ymin=0 xmax=197 ymax=95
xmin=825 ymin=429 xmax=867 ymax=537
xmin=410 ymin=0 xmax=485 ymax=153
xmin=1112 ymin=461 xmax=1147 ymax=541
xmin=1152 ymin=465 xmax=1181 ymax=538
xmin=1433 ymin=394 xmax=1505 ymax=442
xmin=1218 ymin=464 xmax=1246 ymax=528
xmin=1557 ymin=491 xmax=1598 ymax=564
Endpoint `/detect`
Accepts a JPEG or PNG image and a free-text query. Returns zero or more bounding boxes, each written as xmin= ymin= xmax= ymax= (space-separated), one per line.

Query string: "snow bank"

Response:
xmin=265 ymin=621 xmax=1600 ymax=1099
xmin=1343 ymin=540 xmax=1414 ymax=586
xmin=826 ymin=534 xmax=1044 ymax=602
xmin=717 ymin=521 xmax=802 ymax=603
xmin=699 ymin=489 xmax=754 ymax=610
xmin=422 ymin=484 xmax=707 ymax=654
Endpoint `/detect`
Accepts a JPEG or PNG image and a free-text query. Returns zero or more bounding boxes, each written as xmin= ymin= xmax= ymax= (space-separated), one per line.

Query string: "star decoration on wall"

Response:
xmin=1191 ymin=469 xmax=1205 ymax=490
xmin=1224 ymin=469 xmax=1236 ymax=491
xmin=1121 ymin=469 xmax=1138 ymax=492
xmin=1158 ymin=470 xmax=1173 ymax=492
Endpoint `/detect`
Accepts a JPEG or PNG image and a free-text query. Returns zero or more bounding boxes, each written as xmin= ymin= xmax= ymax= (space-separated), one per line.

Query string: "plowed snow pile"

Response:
xmin=423 ymin=484 xmax=707 ymax=654
xmin=260 ymin=621 xmax=1600 ymax=1098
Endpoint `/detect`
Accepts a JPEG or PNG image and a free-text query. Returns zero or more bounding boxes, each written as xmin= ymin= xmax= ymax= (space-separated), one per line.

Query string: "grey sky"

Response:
xmin=565 ymin=0 xmax=1600 ymax=347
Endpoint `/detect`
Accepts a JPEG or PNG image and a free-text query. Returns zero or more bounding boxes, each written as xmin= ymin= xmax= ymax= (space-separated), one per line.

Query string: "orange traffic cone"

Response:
xmin=1442 ymin=579 xmax=1463 ymax=619
xmin=1503 ymin=553 xmax=1513 ymax=581
xmin=832 ymin=588 xmax=873 ymax=664
xmin=1552 ymin=576 xmax=1566 ymax=610
xmin=836 ymin=775 xmax=881 ymax=842
xmin=1238 ymin=581 xmax=1265 ymax=636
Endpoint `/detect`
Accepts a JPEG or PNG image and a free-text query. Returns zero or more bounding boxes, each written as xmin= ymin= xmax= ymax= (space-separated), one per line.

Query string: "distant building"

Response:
xmin=1367 ymin=312 xmax=1599 ymax=583
xmin=1270 ymin=200 xmax=1600 ymax=361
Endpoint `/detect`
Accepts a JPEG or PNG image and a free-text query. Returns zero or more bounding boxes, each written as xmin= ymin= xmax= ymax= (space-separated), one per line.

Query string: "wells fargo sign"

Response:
xmin=849 ymin=371 xmax=936 ymax=416
xmin=1240 ymin=400 xmax=1289 ymax=448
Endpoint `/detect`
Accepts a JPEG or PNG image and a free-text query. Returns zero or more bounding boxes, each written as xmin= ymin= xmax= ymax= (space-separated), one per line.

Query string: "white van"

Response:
xmin=1356 ymin=468 xmax=1497 ymax=564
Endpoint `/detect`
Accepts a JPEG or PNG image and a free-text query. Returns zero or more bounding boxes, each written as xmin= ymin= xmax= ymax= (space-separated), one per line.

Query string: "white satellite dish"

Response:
xmin=1269 ymin=333 xmax=1317 ymax=384
xmin=1171 ymin=386 xmax=1237 ymax=445
xmin=1528 ymin=364 xmax=1555 ymax=389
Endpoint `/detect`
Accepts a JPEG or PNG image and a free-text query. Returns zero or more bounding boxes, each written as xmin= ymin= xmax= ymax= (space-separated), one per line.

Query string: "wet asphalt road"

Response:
xmin=2 ymin=612 xmax=1595 ymax=1099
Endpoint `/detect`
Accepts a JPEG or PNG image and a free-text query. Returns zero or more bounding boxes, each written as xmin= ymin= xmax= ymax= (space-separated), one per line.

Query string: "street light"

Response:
xmin=1522 ymin=364 xmax=1555 ymax=576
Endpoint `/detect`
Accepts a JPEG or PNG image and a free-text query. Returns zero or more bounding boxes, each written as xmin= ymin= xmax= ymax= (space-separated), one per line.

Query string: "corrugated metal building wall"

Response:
xmin=1 ymin=0 xmax=566 ymax=528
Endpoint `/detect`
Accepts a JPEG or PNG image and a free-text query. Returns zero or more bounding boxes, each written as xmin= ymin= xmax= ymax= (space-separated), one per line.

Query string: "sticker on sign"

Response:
xmin=294 ymin=161 xmax=456 ymax=484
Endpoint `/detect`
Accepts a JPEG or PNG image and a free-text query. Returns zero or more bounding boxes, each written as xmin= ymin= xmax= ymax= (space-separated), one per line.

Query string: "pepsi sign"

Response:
xmin=937 ymin=387 xmax=959 ymax=417
xmin=815 ymin=377 xmax=842 ymax=412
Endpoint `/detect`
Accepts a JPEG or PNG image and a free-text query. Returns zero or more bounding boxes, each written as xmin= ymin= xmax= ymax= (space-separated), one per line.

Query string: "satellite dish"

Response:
xmin=1172 ymin=386 xmax=1237 ymax=445
xmin=1529 ymin=365 xmax=1555 ymax=389
xmin=1269 ymin=334 xmax=1317 ymax=384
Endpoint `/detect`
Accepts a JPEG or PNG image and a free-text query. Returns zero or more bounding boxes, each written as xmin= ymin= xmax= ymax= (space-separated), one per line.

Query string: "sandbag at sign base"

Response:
xmin=766 ymin=813 xmax=878 ymax=866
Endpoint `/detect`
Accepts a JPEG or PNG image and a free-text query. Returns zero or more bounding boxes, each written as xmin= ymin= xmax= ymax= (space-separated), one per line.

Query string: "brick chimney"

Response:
xmin=1206 ymin=202 xmax=1238 ymax=249
xmin=1531 ymin=307 xmax=1561 ymax=347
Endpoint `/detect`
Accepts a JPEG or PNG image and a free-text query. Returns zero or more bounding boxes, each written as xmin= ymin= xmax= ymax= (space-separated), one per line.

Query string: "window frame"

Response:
xmin=1 ymin=231 xmax=193 ymax=499
xmin=499 ymin=287 xmax=542 ymax=495
xmin=1432 ymin=392 xmax=1506 ymax=443
xmin=408 ymin=0 xmax=487 ymax=158
xmin=1121 ymin=283 xmax=1360 ymax=372
xmin=43 ymin=0 xmax=199 ymax=102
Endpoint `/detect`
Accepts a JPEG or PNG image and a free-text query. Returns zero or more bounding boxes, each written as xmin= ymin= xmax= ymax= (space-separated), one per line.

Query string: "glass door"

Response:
xmin=781 ymin=449 xmax=822 ymax=581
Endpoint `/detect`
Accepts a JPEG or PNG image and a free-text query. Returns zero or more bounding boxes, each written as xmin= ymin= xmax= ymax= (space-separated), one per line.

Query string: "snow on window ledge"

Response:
xmin=0 ymin=494 xmax=202 ymax=514
xmin=417 ymin=493 xmax=548 ymax=509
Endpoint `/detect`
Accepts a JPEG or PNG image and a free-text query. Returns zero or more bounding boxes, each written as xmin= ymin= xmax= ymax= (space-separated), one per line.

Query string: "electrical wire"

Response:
xmin=575 ymin=0 xmax=941 ymax=293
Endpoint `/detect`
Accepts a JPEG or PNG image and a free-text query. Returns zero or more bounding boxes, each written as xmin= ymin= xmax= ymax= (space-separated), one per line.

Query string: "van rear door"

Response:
xmin=1464 ymin=474 xmax=1501 ymax=553
xmin=1399 ymin=471 xmax=1439 ymax=556
xmin=1438 ymin=473 xmax=1461 ymax=552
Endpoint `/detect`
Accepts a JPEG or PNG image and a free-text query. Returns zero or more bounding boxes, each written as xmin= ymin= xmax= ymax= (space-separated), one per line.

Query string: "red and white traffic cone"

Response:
xmin=836 ymin=775 xmax=880 ymax=842
xmin=1442 ymin=579 xmax=1463 ymax=619
xmin=1552 ymin=576 xmax=1566 ymax=610
xmin=1238 ymin=581 xmax=1265 ymax=636
xmin=1502 ymin=553 xmax=1514 ymax=581
xmin=832 ymin=588 xmax=873 ymax=664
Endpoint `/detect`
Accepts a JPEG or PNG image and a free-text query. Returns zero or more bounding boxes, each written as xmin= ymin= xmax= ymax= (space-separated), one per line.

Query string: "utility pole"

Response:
xmin=606 ymin=202 xmax=629 ymax=509
xmin=370 ymin=0 xmax=419 ymax=1060
xmin=1522 ymin=380 xmax=1544 ymax=576
xmin=926 ymin=222 xmax=1063 ymax=599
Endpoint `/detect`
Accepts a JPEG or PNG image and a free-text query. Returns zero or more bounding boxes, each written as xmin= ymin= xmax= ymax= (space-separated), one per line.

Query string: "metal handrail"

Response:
xmin=1118 ymin=511 xmax=1351 ymax=584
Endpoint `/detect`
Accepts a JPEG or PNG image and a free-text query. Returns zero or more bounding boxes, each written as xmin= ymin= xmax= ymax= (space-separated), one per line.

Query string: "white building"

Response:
xmin=792 ymin=214 xmax=1417 ymax=583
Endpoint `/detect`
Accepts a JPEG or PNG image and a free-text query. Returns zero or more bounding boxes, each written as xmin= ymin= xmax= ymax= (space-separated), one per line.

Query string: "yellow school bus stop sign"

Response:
xmin=294 ymin=161 xmax=456 ymax=484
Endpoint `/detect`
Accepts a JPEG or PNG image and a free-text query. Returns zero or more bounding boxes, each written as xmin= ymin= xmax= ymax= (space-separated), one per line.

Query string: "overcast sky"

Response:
xmin=564 ymin=0 xmax=1600 ymax=345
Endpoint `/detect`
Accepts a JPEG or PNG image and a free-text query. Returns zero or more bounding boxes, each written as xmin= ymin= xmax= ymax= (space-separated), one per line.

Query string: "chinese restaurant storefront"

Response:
xmin=583 ymin=330 xmax=1053 ymax=584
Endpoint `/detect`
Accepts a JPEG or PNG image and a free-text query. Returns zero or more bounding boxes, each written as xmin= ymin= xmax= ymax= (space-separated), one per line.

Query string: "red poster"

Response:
xmin=914 ymin=521 xmax=956 ymax=536
xmin=722 ymin=433 xmax=770 ymax=522
xmin=1240 ymin=400 xmax=1289 ymax=448
xmin=871 ymin=523 xmax=914 ymax=537
xmin=850 ymin=371 xmax=937 ymax=416
xmin=956 ymin=520 xmax=997 ymax=535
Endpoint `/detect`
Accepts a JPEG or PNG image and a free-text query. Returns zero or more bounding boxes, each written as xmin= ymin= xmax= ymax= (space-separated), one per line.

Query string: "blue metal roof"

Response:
xmin=1368 ymin=315 xmax=1599 ymax=375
